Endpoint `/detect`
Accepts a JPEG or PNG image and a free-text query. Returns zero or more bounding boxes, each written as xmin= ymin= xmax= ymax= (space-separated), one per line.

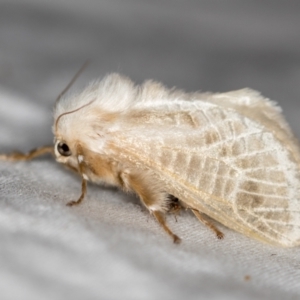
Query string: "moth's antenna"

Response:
xmin=55 ymin=99 xmax=96 ymax=131
xmin=55 ymin=60 xmax=89 ymax=104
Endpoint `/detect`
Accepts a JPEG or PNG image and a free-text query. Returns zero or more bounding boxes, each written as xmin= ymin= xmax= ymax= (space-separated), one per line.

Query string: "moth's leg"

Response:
xmin=0 ymin=146 xmax=53 ymax=161
xmin=66 ymin=144 xmax=87 ymax=207
xmin=121 ymin=171 xmax=181 ymax=243
xmin=66 ymin=177 xmax=87 ymax=207
xmin=192 ymin=209 xmax=224 ymax=239
xmin=152 ymin=210 xmax=181 ymax=244
xmin=63 ymin=163 xmax=79 ymax=174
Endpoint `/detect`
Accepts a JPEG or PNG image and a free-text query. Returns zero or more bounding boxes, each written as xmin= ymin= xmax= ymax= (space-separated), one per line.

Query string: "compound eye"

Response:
xmin=57 ymin=142 xmax=72 ymax=156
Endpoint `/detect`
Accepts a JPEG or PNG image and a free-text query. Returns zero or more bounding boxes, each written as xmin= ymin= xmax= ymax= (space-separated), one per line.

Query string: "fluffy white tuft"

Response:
xmin=54 ymin=73 xmax=137 ymax=120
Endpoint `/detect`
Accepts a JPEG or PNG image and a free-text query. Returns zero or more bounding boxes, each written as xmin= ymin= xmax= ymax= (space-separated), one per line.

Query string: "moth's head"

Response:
xmin=53 ymin=87 xmax=98 ymax=169
xmin=52 ymin=72 xmax=134 ymax=168
xmin=54 ymin=137 xmax=79 ymax=170
xmin=53 ymin=101 xmax=81 ymax=169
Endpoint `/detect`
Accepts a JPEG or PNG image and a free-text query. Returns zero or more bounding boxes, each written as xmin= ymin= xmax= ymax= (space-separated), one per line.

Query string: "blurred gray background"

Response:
xmin=0 ymin=0 xmax=300 ymax=150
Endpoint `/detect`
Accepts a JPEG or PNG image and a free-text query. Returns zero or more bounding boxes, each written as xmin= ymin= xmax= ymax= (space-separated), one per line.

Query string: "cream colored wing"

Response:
xmin=203 ymin=88 xmax=300 ymax=165
xmin=105 ymin=95 xmax=300 ymax=247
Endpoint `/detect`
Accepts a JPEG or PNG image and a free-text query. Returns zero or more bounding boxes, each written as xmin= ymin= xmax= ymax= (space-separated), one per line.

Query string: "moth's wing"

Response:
xmin=202 ymin=88 xmax=300 ymax=164
xmin=202 ymin=88 xmax=290 ymax=133
xmin=188 ymin=89 xmax=300 ymax=246
xmin=106 ymin=97 xmax=300 ymax=247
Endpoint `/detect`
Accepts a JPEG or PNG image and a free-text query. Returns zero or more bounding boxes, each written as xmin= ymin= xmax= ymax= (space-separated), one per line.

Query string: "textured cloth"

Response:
xmin=1 ymin=1 xmax=300 ymax=299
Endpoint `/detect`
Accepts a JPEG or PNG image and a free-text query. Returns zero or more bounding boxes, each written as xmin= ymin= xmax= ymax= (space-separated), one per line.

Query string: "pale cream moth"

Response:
xmin=2 ymin=71 xmax=300 ymax=247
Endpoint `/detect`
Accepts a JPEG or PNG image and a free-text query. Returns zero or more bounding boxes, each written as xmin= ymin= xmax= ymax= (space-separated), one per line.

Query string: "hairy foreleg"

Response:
xmin=0 ymin=146 xmax=53 ymax=161
xmin=66 ymin=144 xmax=88 ymax=206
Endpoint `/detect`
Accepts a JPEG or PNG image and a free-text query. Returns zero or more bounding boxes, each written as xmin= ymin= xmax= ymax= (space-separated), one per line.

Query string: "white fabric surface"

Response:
xmin=1 ymin=1 xmax=300 ymax=299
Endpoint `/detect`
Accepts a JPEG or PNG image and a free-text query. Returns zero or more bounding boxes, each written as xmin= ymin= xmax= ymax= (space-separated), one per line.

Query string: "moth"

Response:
xmin=2 ymin=69 xmax=300 ymax=247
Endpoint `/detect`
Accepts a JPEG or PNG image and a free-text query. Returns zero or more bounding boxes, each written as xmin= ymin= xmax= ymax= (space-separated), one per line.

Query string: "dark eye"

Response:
xmin=57 ymin=142 xmax=72 ymax=156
